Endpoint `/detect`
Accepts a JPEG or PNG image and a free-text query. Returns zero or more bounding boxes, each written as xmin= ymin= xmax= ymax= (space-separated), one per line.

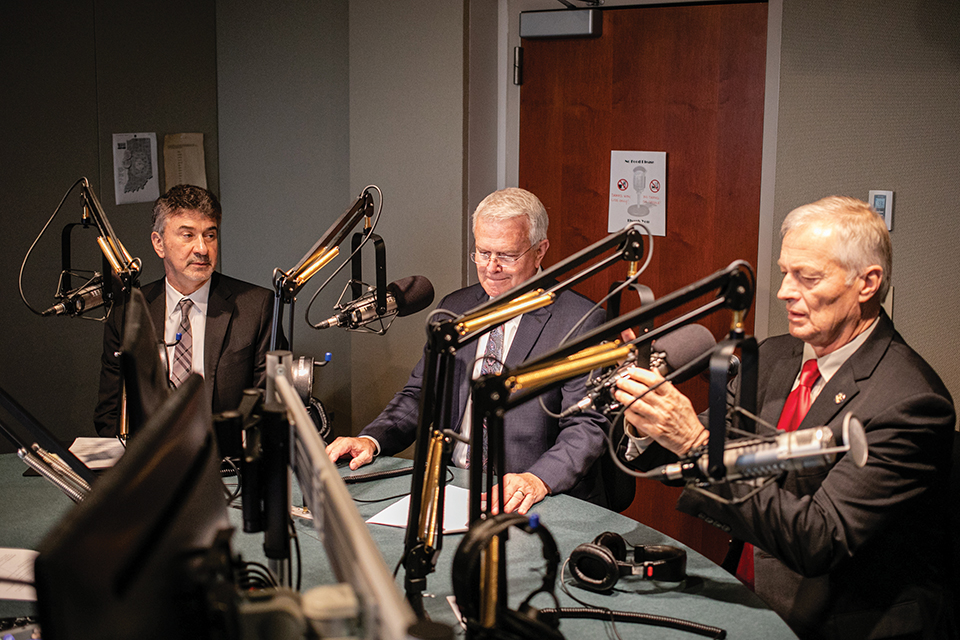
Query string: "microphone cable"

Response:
xmin=19 ymin=178 xmax=85 ymax=316
xmin=540 ymin=558 xmax=727 ymax=640
xmin=539 ymin=222 xmax=655 ymax=420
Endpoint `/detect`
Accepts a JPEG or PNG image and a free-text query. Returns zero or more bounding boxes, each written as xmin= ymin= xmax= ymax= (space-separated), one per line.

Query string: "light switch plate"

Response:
xmin=868 ymin=190 xmax=894 ymax=230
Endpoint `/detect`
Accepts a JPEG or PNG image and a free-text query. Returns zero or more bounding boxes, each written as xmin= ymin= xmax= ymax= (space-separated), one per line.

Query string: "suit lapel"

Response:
xmin=759 ymin=341 xmax=804 ymax=432
xmin=453 ymin=286 xmax=491 ymax=424
xmin=801 ymin=313 xmax=894 ymax=430
xmin=204 ymin=273 xmax=233 ymax=383
xmin=504 ymin=305 xmax=551 ymax=368
xmin=142 ymin=280 xmax=167 ymax=342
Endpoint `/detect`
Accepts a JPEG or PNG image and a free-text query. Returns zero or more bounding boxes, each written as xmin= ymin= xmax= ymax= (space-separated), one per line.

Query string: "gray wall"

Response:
xmin=0 ymin=1 xmax=219 ymax=452
xmin=348 ymin=1 xmax=468 ymax=434
xmin=216 ymin=0 xmax=467 ymax=440
xmin=770 ymin=0 xmax=960 ymax=403
xmin=215 ymin=0 xmax=353 ymax=430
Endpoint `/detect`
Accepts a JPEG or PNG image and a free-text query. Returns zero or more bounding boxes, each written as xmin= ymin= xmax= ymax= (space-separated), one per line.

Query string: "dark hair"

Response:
xmin=152 ymin=185 xmax=222 ymax=234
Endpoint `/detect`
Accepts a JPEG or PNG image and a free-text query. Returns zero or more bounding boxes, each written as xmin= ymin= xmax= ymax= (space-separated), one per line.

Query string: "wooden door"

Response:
xmin=519 ymin=2 xmax=768 ymax=564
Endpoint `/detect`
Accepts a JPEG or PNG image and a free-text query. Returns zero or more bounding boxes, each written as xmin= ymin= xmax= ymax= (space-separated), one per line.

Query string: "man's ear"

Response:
xmin=534 ymin=238 xmax=549 ymax=267
xmin=151 ymin=231 xmax=165 ymax=259
xmin=859 ymin=265 xmax=883 ymax=303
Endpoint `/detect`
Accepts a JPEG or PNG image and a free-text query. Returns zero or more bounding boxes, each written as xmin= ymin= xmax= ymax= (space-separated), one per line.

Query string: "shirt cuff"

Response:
xmin=624 ymin=434 xmax=655 ymax=461
xmin=358 ymin=435 xmax=381 ymax=457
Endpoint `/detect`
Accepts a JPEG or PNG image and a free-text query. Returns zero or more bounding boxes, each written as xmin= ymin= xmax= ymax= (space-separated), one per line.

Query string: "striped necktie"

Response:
xmin=170 ymin=298 xmax=194 ymax=387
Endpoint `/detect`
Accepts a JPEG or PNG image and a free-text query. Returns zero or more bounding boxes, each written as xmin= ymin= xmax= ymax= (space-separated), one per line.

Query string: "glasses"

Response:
xmin=470 ymin=243 xmax=536 ymax=265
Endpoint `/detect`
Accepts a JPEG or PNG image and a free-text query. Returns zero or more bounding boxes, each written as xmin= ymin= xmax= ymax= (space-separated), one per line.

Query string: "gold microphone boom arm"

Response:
xmin=80 ymin=178 xmax=141 ymax=289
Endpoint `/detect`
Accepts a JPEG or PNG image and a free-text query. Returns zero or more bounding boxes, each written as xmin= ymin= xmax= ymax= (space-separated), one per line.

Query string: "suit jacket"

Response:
xmin=360 ymin=283 xmax=609 ymax=503
xmin=94 ymin=272 xmax=277 ymax=437
xmin=673 ymin=312 xmax=956 ymax=639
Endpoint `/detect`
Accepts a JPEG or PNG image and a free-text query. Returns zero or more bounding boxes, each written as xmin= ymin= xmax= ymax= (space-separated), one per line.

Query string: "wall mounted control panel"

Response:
xmin=868 ymin=190 xmax=894 ymax=231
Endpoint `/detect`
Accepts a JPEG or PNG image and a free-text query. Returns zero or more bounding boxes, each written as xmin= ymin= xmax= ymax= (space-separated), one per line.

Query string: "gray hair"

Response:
xmin=781 ymin=196 xmax=892 ymax=303
xmin=152 ymin=184 xmax=222 ymax=235
xmin=472 ymin=188 xmax=549 ymax=246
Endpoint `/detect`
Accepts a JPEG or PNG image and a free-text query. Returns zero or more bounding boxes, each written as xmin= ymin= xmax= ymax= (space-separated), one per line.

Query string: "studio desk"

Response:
xmin=0 ymin=453 xmax=796 ymax=639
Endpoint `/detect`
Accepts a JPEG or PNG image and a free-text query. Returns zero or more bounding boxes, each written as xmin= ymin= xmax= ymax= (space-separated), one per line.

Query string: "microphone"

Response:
xmin=654 ymin=413 xmax=868 ymax=484
xmin=559 ymin=324 xmax=719 ymax=419
xmin=42 ymin=276 xmax=105 ymax=316
xmin=650 ymin=324 xmax=739 ymax=383
xmin=317 ymin=275 xmax=434 ymax=329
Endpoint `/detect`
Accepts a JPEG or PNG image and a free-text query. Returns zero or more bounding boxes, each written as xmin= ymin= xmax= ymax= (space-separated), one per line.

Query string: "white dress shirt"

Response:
xmin=163 ymin=278 xmax=211 ymax=378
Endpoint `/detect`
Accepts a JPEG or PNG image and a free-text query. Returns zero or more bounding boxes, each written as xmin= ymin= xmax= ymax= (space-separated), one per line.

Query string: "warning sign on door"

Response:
xmin=608 ymin=151 xmax=666 ymax=236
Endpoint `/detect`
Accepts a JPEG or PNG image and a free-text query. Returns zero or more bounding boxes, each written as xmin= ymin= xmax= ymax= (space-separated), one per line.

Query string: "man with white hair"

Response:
xmin=615 ymin=196 xmax=955 ymax=638
xmin=327 ymin=188 xmax=608 ymax=513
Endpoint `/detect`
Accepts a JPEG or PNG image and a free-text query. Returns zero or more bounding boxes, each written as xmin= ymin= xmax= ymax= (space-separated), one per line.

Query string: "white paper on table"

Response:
xmin=366 ymin=485 xmax=470 ymax=534
xmin=69 ymin=437 xmax=126 ymax=469
xmin=0 ymin=548 xmax=39 ymax=601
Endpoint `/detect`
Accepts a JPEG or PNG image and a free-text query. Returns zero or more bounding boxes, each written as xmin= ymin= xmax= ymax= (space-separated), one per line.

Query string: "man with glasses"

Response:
xmin=326 ymin=188 xmax=608 ymax=513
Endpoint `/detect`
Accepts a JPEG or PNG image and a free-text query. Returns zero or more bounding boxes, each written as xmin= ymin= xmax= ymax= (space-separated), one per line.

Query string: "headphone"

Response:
xmin=569 ymin=531 xmax=686 ymax=592
xmin=451 ymin=513 xmax=564 ymax=640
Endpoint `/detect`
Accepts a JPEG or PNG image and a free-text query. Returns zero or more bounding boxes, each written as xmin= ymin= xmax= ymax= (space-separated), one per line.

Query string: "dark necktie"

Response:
xmin=737 ymin=358 xmax=820 ymax=590
xmin=469 ymin=324 xmax=504 ymax=470
xmin=170 ymin=298 xmax=194 ymax=388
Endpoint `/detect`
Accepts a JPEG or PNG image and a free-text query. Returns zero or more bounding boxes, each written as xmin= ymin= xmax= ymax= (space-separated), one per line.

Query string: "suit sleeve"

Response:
xmin=676 ymin=365 xmax=955 ymax=578
xmin=525 ymin=305 xmax=609 ymax=495
xmin=252 ymin=289 xmax=281 ymax=391
xmin=357 ymin=349 xmax=427 ymax=455
xmin=93 ymin=304 xmax=123 ymax=437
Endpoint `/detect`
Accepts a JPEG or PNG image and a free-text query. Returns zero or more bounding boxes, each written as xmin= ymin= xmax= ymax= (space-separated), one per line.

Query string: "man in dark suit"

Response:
xmin=325 ymin=188 xmax=608 ymax=512
xmin=94 ymin=185 xmax=276 ymax=437
xmin=615 ymin=196 xmax=955 ymax=638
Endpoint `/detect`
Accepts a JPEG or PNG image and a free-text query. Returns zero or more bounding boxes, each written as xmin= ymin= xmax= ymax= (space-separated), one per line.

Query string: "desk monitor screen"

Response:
xmin=280 ymin=376 xmax=418 ymax=640
xmin=0 ymin=386 xmax=96 ymax=486
xmin=34 ymin=374 xmax=231 ymax=640
xmin=119 ymin=288 xmax=172 ymax=439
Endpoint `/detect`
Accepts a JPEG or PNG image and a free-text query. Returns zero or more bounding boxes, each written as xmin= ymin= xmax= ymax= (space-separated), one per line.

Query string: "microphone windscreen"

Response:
xmin=389 ymin=276 xmax=435 ymax=317
xmin=653 ymin=324 xmax=716 ymax=372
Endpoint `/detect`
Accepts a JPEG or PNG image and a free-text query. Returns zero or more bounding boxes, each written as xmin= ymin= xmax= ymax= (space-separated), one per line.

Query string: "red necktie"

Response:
xmin=776 ymin=359 xmax=821 ymax=433
xmin=737 ymin=359 xmax=820 ymax=590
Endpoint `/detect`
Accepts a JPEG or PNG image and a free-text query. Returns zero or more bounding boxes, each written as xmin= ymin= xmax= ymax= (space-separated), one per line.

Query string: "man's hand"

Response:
xmin=613 ymin=366 xmax=708 ymax=456
xmin=325 ymin=436 xmax=377 ymax=470
xmin=488 ymin=472 xmax=550 ymax=515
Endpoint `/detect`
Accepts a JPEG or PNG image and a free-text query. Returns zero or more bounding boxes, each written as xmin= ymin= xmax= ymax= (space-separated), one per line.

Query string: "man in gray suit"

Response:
xmin=615 ymin=196 xmax=955 ymax=638
xmin=326 ymin=188 xmax=608 ymax=513
xmin=94 ymin=185 xmax=277 ymax=438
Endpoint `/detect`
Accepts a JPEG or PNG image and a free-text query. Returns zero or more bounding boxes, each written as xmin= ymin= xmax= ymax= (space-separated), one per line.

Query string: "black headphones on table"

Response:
xmin=569 ymin=531 xmax=687 ymax=592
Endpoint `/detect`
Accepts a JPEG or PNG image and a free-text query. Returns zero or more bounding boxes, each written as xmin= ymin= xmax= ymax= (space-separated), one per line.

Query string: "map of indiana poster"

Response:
xmin=113 ymin=133 xmax=160 ymax=205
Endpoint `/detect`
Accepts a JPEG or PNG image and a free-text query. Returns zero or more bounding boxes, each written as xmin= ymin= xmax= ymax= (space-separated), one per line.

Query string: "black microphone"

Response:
xmin=317 ymin=275 xmax=434 ymax=329
xmin=42 ymin=276 xmax=105 ymax=316
xmin=654 ymin=413 xmax=868 ymax=484
xmin=559 ymin=324 xmax=718 ymax=419
xmin=650 ymin=324 xmax=740 ymax=383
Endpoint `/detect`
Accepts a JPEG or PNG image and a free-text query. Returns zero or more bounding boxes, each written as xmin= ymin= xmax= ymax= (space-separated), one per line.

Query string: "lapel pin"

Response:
xmin=834 ymin=392 xmax=846 ymax=404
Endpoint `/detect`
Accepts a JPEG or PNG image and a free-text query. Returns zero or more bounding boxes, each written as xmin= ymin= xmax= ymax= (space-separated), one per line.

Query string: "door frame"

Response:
xmin=488 ymin=0 xmax=782 ymax=338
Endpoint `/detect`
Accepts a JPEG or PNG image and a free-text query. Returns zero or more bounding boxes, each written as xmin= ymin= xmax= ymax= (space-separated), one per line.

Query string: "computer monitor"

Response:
xmin=118 ymin=288 xmax=172 ymax=439
xmin=34 ymin=373 xmax=232 ymax=639
xmin=277 ymin=373 xmax=420 ymax=640
xmin=0 ymin=385 xmax=96 ymax=487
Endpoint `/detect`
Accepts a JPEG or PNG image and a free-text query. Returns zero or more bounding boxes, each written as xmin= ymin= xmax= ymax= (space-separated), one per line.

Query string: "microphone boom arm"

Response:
xmin=472 ymin=260 xmax=756 ymax=518
xmin=269 ymin=188 xmax=376 ymax=351
xmin=80 ymin=178 xmax=141 ymax=291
